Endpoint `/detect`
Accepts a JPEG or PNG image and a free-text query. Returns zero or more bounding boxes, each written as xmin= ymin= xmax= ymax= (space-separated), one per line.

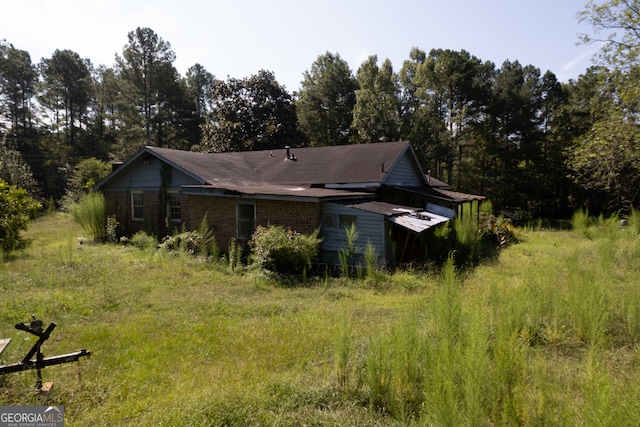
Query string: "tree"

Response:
xmin=0 ymin=179 xmax=41 ymax=251
xmin=573 ymin=0 xmax=640 ymax=211
xmin=61 ymin=157 xmax=112 ymax=208
xmin=579 ymin=0 xmax=640 ymax=68
xmin=484 ymin=60 xmax=545 ymax=211
xmin=0 ymin=41 xmax=37 ymax=138
xmin=114 ymin=27 xmax=183 ymax=159
xmin=39 ymin=49 xmax=94 ymax=157
xmin=353 ymin=56 xmax=401 ymax=143
xmin=397 ymin=48 xmax=443 ymax=167
xmin=89 ymin=65 xmax=121 ymax=159
xmin=185 ymin=63 xmax=216 ymax=120
xmin=567 ymin=68 xmax=640 ymax=210
xmin=198 ymin=70 xmax=300 ymax=152
xmin=414 ymin=49 xmax=494 ymax=188
xmin=0 ymin=139 xmax=39 ymax=196
xmin=536 ymin=71 xmax=576 ymax=217
xmin=297 ymin=52 xmax=357 ymax=146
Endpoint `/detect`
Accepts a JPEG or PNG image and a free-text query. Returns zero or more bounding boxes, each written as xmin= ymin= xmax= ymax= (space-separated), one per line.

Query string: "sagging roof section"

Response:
xmin=331 ymin=199 xmax=451 ymax=234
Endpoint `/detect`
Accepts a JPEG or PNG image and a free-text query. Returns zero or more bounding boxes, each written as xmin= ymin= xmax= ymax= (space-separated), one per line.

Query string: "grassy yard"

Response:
xmin=1 ymin=213 xmax=639 ymax=426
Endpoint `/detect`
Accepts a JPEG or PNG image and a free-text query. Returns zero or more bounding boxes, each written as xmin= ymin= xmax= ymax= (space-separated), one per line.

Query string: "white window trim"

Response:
xmin=131 ymin=191 xmax=144 ymax=221
xmin=167 ymin=190 xmax=181 ymax=222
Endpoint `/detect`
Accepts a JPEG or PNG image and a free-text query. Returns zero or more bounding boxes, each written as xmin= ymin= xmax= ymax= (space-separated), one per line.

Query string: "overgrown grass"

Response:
xmin=1 ymin=213 xmax=640 ymax=425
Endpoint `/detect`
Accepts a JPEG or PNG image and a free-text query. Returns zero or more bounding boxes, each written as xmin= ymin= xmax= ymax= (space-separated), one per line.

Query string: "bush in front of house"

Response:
xmin=158 ymin=217 xmax=218 ymax=258
xmin=130 ymin=230 xmax=158 ymax=251
xmin=250 ymin=225 xmax=322 ymax=277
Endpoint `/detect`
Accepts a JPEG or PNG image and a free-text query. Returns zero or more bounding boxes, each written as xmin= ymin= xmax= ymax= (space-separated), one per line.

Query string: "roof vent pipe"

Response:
xmin=285 ymin=146 xmax=290 ymax=159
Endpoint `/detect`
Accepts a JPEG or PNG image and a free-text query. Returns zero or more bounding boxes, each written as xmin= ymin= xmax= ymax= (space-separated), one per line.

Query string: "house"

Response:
xmin=94 ymin=141 xmax=483 ymax=266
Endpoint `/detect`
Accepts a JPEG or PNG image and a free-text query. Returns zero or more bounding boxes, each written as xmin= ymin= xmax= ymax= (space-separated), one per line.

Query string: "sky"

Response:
xmin=4 ymin=0 xmax=601 ymax=92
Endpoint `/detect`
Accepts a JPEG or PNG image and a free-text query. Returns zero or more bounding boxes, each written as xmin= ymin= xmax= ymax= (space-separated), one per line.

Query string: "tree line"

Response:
xmin=1 ymin=0 xmax=638 ymax=219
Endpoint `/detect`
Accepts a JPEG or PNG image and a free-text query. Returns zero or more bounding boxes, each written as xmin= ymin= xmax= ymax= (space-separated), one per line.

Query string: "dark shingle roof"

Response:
xmin=146 ymin=141 xmax=412 ymax=186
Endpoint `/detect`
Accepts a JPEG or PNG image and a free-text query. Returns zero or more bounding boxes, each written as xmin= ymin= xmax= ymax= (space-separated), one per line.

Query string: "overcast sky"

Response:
xmin=4 ymin=0 xmax=600 ymax=91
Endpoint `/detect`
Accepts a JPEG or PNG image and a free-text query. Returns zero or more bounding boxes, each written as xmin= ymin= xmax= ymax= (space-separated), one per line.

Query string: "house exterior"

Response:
xmin=94 ymin=141 xmax=483 ymax=266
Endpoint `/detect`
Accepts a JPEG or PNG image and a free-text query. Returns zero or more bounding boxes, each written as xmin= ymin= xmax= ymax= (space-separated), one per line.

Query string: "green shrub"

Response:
xmin=250 ymin=225 xmax=322 ymax=277
xmin=0 ymin=179 xmax=41 ymax=251
xmin=130 ymin=230 xmax=158 ymax=250
xmin=69 ymin=191 xmax=106 ymax=242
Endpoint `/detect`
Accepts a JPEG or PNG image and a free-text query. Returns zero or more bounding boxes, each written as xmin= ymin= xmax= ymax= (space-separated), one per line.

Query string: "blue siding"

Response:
xmin=383 ymin=151 xmax=425 ymax=187
xmin=104 ymin=158 xmax=200 ymax=191
xmin=319 ymin=202 xmax=386 ymax=266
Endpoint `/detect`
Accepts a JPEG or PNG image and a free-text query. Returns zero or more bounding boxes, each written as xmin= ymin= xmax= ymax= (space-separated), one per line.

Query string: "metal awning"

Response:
xmin=388 ymin=210 xmax=450 ymax=234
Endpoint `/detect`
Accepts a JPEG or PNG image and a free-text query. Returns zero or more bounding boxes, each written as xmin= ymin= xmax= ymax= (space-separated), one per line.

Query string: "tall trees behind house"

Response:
xmin=297 ymin=52 xmax=358 ymax=146
xmin=1 ymin=0 xmax=639 ymax=217
xmin=113 ymin=27 xmax=184 ymax=159
xmin=352 ymin=56 xmax=401 ymax=144
xmin=197 ymin=70 xmax=301 ymax=152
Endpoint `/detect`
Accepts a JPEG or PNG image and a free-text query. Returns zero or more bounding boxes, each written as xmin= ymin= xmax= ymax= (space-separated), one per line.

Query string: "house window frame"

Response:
xmin=131 ymin=191 xmax=144 ymax=221
xmin=166 ymin=191 xmax=181 ymax=222
xmin=236 ymin=202 xmax=256 ymax=240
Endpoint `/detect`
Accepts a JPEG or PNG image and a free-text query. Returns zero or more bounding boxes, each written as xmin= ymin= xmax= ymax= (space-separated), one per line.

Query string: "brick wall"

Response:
xmin=107 ymin=191 xmax=321 ymax=249
xmin=183 ymin=196 xmax=320 ymax=250
xmin=104 ymin=190 xmax=162 ymax=236
xmin=255 ymin=199 xmax=319 ymax=235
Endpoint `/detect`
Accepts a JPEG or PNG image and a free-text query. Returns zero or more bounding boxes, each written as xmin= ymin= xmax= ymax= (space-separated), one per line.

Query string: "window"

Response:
xmin=167 ymin=191 xmax=181 ymax=222
xmin=131 ymin=191 xmax=144 ymax=221
xmin=237 ymin=202 xmax=255 ymax=239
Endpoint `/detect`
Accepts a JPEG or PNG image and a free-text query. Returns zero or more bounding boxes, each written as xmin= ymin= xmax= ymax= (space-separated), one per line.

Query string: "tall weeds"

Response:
xmin=70 ymin=191 xmax=106 ymax=242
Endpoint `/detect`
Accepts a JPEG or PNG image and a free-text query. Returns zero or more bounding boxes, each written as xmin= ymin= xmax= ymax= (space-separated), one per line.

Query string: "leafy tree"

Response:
xmin=573 ymin=1 xmax=640 ymax=211
xmin=0 ymin=179 xmax=41 ymax=251
xmin=579 ymin=0 xmax=640 ymax=68
xmin=353 ymin=56 xmax=401 ymax=143
xmin=297 ymin=52 xmax=357 ymax=146
xmin=62 ymin=157 xmax=112 ymax=207
xmin=198 ymin=70 xmax=300 ymax=152
xmin=567 ymin=68 xmax=640 ymax=210
xmin=0 ymin=139 xmax=38 ymax=196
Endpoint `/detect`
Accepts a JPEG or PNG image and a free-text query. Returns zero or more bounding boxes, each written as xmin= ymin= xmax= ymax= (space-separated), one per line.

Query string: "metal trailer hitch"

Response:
xmin=0 ymin=315 xmax=91 ymax=390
